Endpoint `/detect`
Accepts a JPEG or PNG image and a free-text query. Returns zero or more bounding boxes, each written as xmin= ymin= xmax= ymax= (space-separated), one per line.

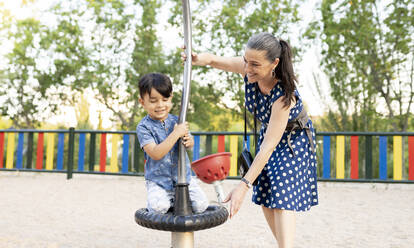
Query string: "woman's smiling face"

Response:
xmin=243 ymin=48 xmax=278 ymax=83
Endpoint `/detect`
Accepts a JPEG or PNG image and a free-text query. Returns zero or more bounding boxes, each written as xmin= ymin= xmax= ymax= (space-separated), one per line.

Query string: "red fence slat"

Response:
xmin=0 ymin=132 xmax=4 ymax=168
xmin=350 ymin=136 xmax=359 ymax=179
xmin=409 ymin=136 xmax=414 ymax=181
xmin=36 ymin=132 xmax=44 ymax=170
xmin=99 ymin=133 xmax=107 ymax=172
xmin=217 ymin=135 xmax=225 ymax=153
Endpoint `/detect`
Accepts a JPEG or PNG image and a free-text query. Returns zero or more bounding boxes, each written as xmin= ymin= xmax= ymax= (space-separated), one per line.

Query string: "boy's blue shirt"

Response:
xmin=136 ymin=114 xmax=192 ymax=191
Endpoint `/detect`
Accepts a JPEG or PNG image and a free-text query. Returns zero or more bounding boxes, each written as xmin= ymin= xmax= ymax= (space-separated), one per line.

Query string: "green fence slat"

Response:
xmin=26 ymin=132 xmax=33 ymax=169
xmin=365 ymin=135 xmax=373 ymax=179
xmin=67 ymin=127 xmax=75 ymax=179
xmin=133 ymin=135 xmax=140 ymax=173
xmin=89 ymin=133 xmax=96 ymax=171
xmin=205 ymin=135 xmax=212 ymax=156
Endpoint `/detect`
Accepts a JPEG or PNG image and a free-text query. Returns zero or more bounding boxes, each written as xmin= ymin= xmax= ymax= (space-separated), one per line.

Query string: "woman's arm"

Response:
xmin=183 ymin=50 xmax=245 ymax=75
xmin=201 ymin=53 xmax=245 ymax=75
xmin=243 ymin=97 xmax=292 ymax=184
xmin=224 ymin=97 xmax=294 ymax=218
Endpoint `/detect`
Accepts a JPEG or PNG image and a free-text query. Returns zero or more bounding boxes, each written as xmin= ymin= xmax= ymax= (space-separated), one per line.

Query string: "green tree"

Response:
xmin=75 ymin=93 xmax=93 ymax=129
xmin=0 ymin=3 xmax=91 ymax=128
xmin=1 ymin=0 xmax=303 ymax=131
xmin=169 ymin=0 xmax=304 ymax=128
xmin=306 ymin=0 xmax=414 ymax=132
xmin=36 ymin=0 xmax=225 ymax=130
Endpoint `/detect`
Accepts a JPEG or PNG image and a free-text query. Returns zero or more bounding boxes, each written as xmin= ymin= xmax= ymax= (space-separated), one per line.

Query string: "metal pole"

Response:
xmin=178 ymin=0 xmax=192 ymax=184
xmin=213 ymin=180 xmax=225 ymax=204
xmin=172 ymin=232 xmax=194 ymax=248
xmin=171 ymin=1 xmax=194 ymax=247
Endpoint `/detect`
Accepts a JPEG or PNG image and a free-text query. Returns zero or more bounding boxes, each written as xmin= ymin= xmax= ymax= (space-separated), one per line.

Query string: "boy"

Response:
xmin=136 ymin=73 xmax=209 ymax=214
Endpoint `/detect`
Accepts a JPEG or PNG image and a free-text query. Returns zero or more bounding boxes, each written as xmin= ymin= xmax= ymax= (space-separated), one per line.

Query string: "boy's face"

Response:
xmin=139 ymin=88 xmax=173 ymax=121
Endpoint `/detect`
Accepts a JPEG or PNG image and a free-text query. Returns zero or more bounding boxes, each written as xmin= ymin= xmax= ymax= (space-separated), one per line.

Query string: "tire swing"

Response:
xmin=134 ymin=1 xmax=228 ymax=247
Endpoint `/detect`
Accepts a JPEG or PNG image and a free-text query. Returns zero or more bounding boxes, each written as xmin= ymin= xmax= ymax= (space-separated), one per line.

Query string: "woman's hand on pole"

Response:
xmin=181 ymin=45 xmax=211 ymax=66
xmin=223 ymin=182 xmax=249 ymax=218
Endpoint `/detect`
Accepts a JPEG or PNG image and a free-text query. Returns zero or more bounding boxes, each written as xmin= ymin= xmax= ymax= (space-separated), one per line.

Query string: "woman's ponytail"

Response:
xmin=246 ymin=33 xmax=297 ymax=108
xmin=275 ymin=39 xmax=297 ymax=109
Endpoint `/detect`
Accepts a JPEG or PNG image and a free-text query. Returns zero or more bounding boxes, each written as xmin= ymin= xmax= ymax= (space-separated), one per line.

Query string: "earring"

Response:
xmin=271 ymin=68 xmax=276 ymax=78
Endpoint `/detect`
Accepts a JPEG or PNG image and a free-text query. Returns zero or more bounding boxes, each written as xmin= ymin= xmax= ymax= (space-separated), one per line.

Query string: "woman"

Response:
xmin=183 ymin=32 xmax=318 ymax=248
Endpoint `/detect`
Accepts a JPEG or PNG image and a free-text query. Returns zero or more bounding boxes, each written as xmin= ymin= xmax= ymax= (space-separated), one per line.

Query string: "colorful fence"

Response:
xmin=0 ymin=129 xmax=413 ymax=182
xmin=318 ymin=132 xmax=414 ymax=181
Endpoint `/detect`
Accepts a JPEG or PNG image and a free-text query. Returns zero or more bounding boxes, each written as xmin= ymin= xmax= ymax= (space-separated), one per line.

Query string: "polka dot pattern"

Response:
xmin=245 ymin=76 xmax=318 ymax=212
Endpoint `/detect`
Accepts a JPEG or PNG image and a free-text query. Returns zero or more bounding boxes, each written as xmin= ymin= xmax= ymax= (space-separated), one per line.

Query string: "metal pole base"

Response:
xmin=213 ymin=180 xmax=225 ymax=204
xmin=171 ymin=232 xmax=194 ymax=248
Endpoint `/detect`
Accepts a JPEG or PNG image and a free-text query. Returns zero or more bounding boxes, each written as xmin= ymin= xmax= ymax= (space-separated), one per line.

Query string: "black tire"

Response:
xmin=135 ymin=205 xmax=228 ymax=232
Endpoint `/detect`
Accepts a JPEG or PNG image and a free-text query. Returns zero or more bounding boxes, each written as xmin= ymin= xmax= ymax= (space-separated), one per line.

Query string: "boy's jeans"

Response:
xmin=146 ymin=177 xmax=209 ymax=214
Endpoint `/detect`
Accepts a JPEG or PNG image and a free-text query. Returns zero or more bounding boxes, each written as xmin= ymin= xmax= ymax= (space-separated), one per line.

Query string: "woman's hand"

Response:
xmin=181 ymin=45 xmax=211 ymax=66
xmin=223 ymin=182 xmax=249 ymax=218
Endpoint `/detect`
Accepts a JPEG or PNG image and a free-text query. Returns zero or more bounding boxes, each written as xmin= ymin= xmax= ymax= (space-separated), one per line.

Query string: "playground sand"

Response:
xmin=0 ymin=171 xmax=413 ymax=248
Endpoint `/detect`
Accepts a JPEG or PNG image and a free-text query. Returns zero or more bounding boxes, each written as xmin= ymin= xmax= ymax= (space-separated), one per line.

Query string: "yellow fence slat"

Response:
xmin=110 ymin=134 xmax=119 ymax=173
xmin=393 ymin=136 xmax=402 ymax=180
xmin=6 ymin=133 xmax=15 ymax=169
xmin=229 ymin=136 xmax=238 ymax=177
xmin=45 ymin=133 xmax=55 ymax=170
xmin=336 ymin=135 xmax=345 ymax=179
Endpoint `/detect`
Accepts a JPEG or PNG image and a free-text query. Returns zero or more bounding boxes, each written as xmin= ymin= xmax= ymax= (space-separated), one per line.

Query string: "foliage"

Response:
xmin=82 ymin=0 xmax=167 ymax=129
xmin=0 ymin=4 xmax=91 ymax=128
xmin=1 ymin=0 xmax=303 ymax=131
xmin=168 ymin=0 xmax=303 ymax=129
xmin=75 ymin=93 xmax=93 ymax=129
xmin=306 ymin=0 xmax=414 ymax=132
xmin=0 ymin=116 xmax=12 ymax=129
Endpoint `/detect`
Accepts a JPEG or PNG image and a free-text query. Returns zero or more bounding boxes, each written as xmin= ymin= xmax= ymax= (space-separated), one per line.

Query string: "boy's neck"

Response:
xmin=148 ymin=113 xmax=169 ymax=122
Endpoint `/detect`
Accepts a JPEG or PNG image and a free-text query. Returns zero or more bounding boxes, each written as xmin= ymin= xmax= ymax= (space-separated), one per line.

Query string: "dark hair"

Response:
xmin=246 ymin=32 xmax=297 ymax=108
xmin=138 ymin=73 xmax=172 ymax=98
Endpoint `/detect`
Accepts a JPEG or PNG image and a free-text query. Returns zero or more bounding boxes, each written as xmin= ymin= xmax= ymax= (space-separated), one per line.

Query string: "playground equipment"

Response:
xmin=134 ymin=1 xmax=228 ymax=247
xmin=192 ymin=152 xmax=231 ymax=203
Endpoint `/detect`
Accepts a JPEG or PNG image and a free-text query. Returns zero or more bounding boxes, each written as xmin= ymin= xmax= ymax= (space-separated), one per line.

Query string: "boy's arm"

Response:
xmin=143 ymin=122 xmax=188 ymax=161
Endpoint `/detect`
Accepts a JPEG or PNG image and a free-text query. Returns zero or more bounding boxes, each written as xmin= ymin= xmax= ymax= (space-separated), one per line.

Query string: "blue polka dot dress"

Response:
xmin=245 ymin=76 xmax=318 ymax=211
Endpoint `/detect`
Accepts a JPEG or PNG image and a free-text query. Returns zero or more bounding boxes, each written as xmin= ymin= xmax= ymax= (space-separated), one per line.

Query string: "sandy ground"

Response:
xmin=0 ymin=171 xmax=413 ymax=248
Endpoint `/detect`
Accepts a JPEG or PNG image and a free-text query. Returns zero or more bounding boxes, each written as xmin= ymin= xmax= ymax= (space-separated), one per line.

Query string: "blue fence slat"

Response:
xmin=246 ymin=135 xmax=251 ymax=152
xmin=16 ymin=133 xmax=24 ymax=169
xmin=122 ymin=134 xmax=130 ymax=173
xmin=323 ymin=136 xmax=331 ymax=178
xmin=78 ymin=133 xmax=85 ymax=171
xmin=379 ymin=136 xmax=387 ymax=180
xmin=193 ymin=135 xmax=200 ymax=161
xmin=57 ymin=133 xmax=64 ymax=170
